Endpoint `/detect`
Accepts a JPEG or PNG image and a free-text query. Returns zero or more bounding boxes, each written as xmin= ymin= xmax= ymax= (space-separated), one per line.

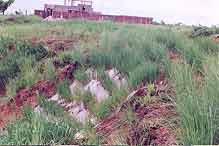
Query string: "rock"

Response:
xmin=106 ymin=68 xmax=128 ymax=89
xmin=89 ymin=116 xmax=98 ymax=125
xmin=69 ymin=80 xmax=85 ymax=96
xmin=84 ymin=80 xmax=109 ymax=103
xmin=34 ymin=106 xmax=44 ymax=114
xmin=49 ymin=94 xmax=60 ymax=102
xmin=75 ymin=130 xmax=86 ymax=140
xmin=68 ymin=102 xmax=89 ymax=124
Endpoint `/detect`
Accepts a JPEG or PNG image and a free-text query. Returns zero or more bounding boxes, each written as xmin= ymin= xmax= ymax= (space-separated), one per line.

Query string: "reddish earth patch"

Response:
xmin=0 ymin=85 xmax=6 ymax=97
xmin=150 ymin=126 xmax=176 ymax=145
xmin=168 ymin=49 xmax=181 ymax=60
xmin=0 ymin=79 xmax=57 ymax=128
xmin=96 ymin=114 xmax=123 ymax=136
xmin=32 ymin=80 xmax=56 ymax=98
xmin=96 ymin=77 xmax=178 ymax=145
xmin=0 ymin=63 xmax=78 ymax=129
xmin=0 ymin=88 xmax=37 ymax=128
xmin=28 ymin=36 xmax=76 ymax=53
xmin=57 ymin=62 xmax=79 ymax=82
xmin=96 ymin=97 xmax=177 ymax=145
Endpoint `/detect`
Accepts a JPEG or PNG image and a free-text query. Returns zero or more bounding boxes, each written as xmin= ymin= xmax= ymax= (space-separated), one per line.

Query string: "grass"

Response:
xmin=0 ymin=39 xmax=48 ymax=97
xmin=6 ymin=56 xmax=42 ymax=96
xmin=0 ymin=106 xmax=79 ymax=145
xmin=96 ymin=67 xmax=114 ymax=92
xmin=38 ymin=96 xmax=65 ymax=117
xmin=171 ymin=62 xmax=218 ymax=145
xmin=0 ymin=18 xmax=219 ymax=145
xmin=57 ymin=80 xmax=72 ymax=100
xmin=91 ymin=89 xmax=128 ymax=119
xmin=128 ymin=62 xmax=159 ymax=88
xmin=74 ymin=67 xmax=89 ymax=83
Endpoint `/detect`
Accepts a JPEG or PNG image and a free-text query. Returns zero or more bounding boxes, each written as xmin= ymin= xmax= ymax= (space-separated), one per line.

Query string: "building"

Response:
xmin=34 ymin=0 xmax=153 ymax=24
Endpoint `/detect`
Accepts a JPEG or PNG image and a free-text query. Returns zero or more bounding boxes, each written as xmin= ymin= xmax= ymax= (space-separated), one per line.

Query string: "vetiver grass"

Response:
xmin=0 ymin=107 xmax=79 ymax=145
xmin=171 ymin=61 xmax=219 ymax=144
xmin=0 ymin=18 xmax=219 ymax=145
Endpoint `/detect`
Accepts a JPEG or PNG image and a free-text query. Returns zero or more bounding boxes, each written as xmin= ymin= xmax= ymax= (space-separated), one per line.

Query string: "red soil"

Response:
xmin=96 ymin=78 xmax=177 ymax=145
xmin=0 ymin=86 xmax=6 ymax=97
xmin=0 ymin=80 xmax=57 ymax=129
xmin=57 ymin=63 xmax=79 ymax=81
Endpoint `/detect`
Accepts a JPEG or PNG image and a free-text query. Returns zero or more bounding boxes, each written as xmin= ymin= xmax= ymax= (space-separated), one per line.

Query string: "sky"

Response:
xmin=6 ymin=0 xmax=219 ymax=26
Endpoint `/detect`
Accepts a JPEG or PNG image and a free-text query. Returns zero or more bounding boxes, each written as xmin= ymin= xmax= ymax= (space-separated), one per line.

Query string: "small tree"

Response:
xmin=0 ymin=0 xmax=15 ymax=15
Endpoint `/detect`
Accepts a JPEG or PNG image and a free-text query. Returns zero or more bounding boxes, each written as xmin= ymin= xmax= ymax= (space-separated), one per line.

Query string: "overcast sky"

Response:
xmin=7 ymin=0 xmax=219 ymax=26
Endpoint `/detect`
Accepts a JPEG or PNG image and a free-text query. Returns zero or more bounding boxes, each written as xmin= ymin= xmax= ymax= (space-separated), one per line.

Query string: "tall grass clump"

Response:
xmin=0 ymin=107 xmax=78 ymax=145
xmin=6 ymin=56 xmax=42 ymax=96
xmin=195 ymin=37 xmax=219 ymax=54
xmin=91 ymin=89 xmax=127 ymax=119
xmin=128 ymin=62 xmax=159 ymax=88
xmin=172 ymin=62 xmax=217 ymax=145
xmin=0 ymin=40 xmax=48 ymax=95
xmin=57 ymin=80 xmax=72 ymax=100
xmin=38 ymin=96 xmax=65 ymax=117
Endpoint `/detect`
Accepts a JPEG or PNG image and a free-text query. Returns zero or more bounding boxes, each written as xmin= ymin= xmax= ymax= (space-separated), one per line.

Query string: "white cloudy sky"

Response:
xmin=7 ymin=0 xmax=219 ymax=26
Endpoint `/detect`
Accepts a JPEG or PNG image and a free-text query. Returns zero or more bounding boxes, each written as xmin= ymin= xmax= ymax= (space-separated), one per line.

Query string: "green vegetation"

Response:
xmin=57 ymin=80 xmax=72 ymax=100
xmin=0 ymin=39 xmax=48 ymax=94
xmin=74 ymin=67 xmax=88 ymax=83
xmin=38 ymin=96 xmax=65 ymax=117
xmin=128 ymin=62 xmax=158 ymax=88
xmin=0 ymin=107 xmax=79 ymax=145
xmin=0 ymin=18 xmax=219 ymax=145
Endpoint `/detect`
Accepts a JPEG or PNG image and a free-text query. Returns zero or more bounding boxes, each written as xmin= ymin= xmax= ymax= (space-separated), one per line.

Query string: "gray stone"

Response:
xmin=84 ymin=80 xmax=109 ymax=103
xmin=106 ymin=68 xmax=128 ymax=89
xmin=69 ymin=80 xmax=85 ymax=96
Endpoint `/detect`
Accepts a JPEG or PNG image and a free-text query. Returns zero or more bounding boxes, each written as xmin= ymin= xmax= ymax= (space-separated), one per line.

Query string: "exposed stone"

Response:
xmin=84 ymin=80 xmax=109 ymax=103
xmin=34 ymin=105 xmax=44 ymax=114
xmin=68 ymin=102 xmax=89 ymax=124
xmin=70 ymin=80 xmax=85 ymax=96
xmin=49 ymin=94 xmax=60 ymax=102
xmin=75 ymin=130 xmax=87 ymax=140
xmin=106 ymin=68 xmax=128 ymax=89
